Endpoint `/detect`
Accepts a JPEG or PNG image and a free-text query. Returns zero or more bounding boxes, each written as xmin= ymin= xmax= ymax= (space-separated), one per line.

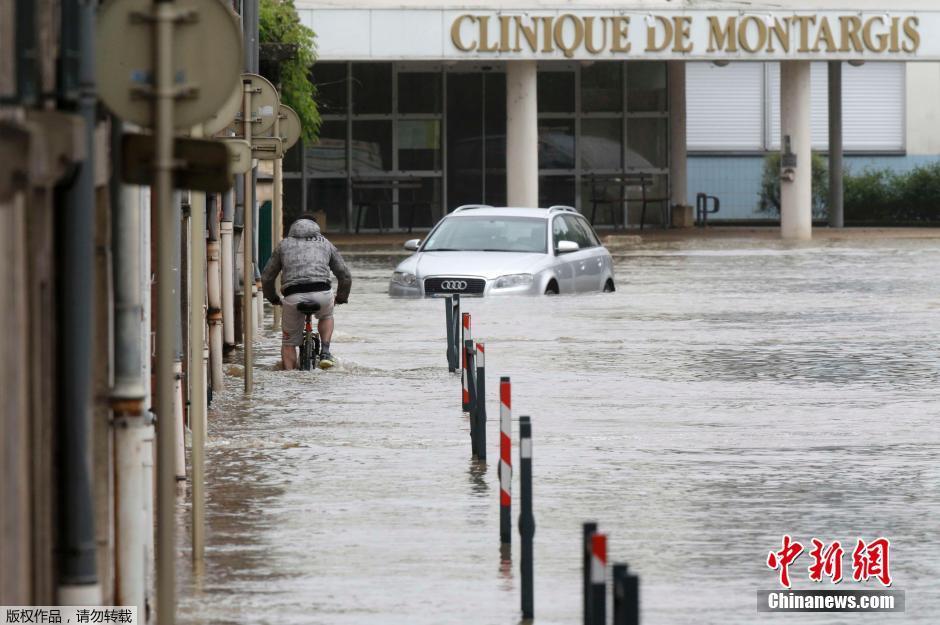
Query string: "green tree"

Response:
xmin=259 ymin=0 xmax=320 ymax=143
xmin=758 ymin=151 xmax=829 ymax=219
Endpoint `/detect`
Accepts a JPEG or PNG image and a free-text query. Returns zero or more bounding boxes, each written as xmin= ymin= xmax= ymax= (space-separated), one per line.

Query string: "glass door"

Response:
xmin=446 ymin=70 xmax=506 ymax=211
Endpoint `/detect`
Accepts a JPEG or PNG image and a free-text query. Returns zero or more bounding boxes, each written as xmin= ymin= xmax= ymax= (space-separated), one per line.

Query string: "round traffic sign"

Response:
xmin=203 ymin=82 xmax=243 ymax=136
xmin=96 ymin=0 xmax=242 ymax=130
xmin=278 ymin=105 xmax=302 ymax=149
xmin=225 ymin=73 xmax=279 ymax=138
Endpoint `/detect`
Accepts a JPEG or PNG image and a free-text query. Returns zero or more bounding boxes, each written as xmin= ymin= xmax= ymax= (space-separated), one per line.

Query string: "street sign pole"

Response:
xmin=190 ymin=124 xmax=207 ymax=565
xmin=272 ymin=111 xmax=282 ymax=331
xmin=153 ymin=1 xmax=177 ymax=623
xmin=242 ymin=79 xmax=254 ymax=393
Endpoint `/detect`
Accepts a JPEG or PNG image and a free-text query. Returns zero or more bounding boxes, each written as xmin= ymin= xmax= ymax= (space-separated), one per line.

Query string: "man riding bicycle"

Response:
xmin=262 ymin=213 xmax=352 ymax=370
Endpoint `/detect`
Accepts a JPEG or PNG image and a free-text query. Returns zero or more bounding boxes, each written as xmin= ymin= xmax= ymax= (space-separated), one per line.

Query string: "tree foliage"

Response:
xmin=259 ymin=0 xmax=320 ymax=143
xmin=759 ymin=152 xmax=829 ymax=219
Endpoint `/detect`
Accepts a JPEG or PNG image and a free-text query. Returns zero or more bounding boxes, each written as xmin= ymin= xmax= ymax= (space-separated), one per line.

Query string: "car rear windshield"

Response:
xmin=423 ymin=216 xmax=547 ymax=253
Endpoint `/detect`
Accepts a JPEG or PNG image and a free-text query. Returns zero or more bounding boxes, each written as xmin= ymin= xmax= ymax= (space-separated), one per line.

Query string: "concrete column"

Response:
xmin=828 ymin=61 xmax=844 ymax=228
xmin=668 ymin=61 xmax=689 ymax=224
xmin=506 ymin=61 xmax=539 ymax=208
xmin=780 ymin=61 xmax=812 ymax=240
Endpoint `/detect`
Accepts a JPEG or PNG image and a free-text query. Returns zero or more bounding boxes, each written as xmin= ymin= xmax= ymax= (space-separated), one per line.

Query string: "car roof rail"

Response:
xmin=452 ymin=204 xmax=493 ymax=213
xmin=548 ymin=205 xmax=577 ymax=214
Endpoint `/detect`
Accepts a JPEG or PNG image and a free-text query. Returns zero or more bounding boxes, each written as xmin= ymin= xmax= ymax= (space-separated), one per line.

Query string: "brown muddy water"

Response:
xmin=176 ymin=237 xmax=940 ymax=624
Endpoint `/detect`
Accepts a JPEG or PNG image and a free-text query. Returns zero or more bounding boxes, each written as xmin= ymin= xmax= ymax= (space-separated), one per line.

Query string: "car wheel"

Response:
xmin=545 ymin=280 xmax=559 ymax=295
xmin=603 ymin=279 xmax=615 ymax=293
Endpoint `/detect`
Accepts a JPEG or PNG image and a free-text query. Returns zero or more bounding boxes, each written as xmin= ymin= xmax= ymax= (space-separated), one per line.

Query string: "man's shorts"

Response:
xmin=282 ymin=290 xmax=334 ymax=347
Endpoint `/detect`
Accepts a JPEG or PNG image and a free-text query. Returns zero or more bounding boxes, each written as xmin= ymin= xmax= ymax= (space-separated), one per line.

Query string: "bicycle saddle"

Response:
xmin=297 ymin=302 xmax=321 ymax=315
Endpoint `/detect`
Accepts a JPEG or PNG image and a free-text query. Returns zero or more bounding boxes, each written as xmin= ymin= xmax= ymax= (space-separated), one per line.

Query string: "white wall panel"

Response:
xmin=686 ymin=62 xmax=764 ymax=151
xmin=689 ymin=61 xmax=905 ymax=152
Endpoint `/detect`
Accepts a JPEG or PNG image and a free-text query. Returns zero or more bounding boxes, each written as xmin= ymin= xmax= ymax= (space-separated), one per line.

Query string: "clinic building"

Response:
xmin=286 ymin=1 xmax=940 ymax=238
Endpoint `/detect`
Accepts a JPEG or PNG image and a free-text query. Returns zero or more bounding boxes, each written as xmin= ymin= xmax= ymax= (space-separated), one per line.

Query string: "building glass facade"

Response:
xmin=284 ymin=60 xmax=670 ymax=231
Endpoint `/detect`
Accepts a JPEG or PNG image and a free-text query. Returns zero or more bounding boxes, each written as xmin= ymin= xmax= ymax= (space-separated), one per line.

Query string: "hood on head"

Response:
xmin=289 ymin=218 xmax=320 ymax=239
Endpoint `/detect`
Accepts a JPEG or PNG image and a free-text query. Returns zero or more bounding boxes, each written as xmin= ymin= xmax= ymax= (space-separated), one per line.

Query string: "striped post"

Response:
xmin=461 ymin=312 xmax=471 ymax=411
xmin=475 ymin=342 xmax=487 ymax=461
xmin=445 ymin=296 xmax=456 ymax=371
xmin=583 ymin=522 xmax=598 ymax=625
xmin=499 ymin=377 xmax=512 ymax=544
xmin=590 ymin=534 xmax=607 ymax=625
xmin=519 ymin=416 xmax=535 ymax=619
xmin=465 ymin=339 xmax=478 ymax=456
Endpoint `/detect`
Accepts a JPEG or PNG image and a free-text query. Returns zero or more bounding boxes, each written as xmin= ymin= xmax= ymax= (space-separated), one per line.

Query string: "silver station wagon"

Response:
xmin=388 ymin=205 xmax=615 ymax=297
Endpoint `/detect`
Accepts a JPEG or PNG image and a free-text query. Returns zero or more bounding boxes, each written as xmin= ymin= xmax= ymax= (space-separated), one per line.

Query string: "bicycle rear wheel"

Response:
xmin=301 ymin=333 xmax=316 ymax=371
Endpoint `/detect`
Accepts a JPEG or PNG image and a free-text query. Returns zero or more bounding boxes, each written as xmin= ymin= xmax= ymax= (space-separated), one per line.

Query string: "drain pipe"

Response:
xmin=207 ymin=194 xmax=224 ymax=390
xmin=57 ymin=0 xmax=101 ymax=605
xmin=188 ymin=131 xmax=208 ymax=561
xmin=173 ymin=193 xmax=186 ymax=480
xmin=220 ymin=189 xmax=235 ymax=347
xmin=110 ymin=120 xmax=148 ymax=615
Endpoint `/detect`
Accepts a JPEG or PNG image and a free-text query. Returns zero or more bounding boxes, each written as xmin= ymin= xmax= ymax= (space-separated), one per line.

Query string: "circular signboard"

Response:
xmin=96 ymin=0 xmax=242 ymax=130
xmin=203 ymin=82 xmax=243 ymax=136
xmin=225 ymin=73 xmax=279 ymax=138
xmin=278 ymin=105 xmax=302 ymax=149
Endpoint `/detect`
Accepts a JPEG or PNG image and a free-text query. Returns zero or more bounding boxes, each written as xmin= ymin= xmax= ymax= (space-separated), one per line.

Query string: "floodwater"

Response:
xmin=176 ymin=236 xmax=940 ymax=625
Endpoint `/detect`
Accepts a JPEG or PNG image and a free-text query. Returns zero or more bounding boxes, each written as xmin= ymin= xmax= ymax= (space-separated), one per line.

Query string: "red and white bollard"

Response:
xmin=590 ymin=533 xmax=607 ymax=625
xmin=499 ymin=376 xmax=512 ymax=544
xmin=461 ymin=312 xmax=471 ymax=411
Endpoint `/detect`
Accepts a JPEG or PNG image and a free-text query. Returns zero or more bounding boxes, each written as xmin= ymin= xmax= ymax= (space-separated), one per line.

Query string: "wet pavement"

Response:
xmin=176 ymin=235 xmax=940 ymax=624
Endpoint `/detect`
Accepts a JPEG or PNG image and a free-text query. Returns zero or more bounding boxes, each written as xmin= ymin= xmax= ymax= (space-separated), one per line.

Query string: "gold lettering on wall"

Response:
xmin=708 ymin=16 xmax=736 ymax=52
xmin=451 ymin=14 xmax=476 ymax=52
xmin=583 ymin=16 xmax=608 ymax=54
xmin=513 ymin=15 xmax=538 ymax=52
xmin=903 ymin=17 xmax=920 ymax=53
xmin=553 ymin=14 xmax=584 ymax=58
xmin=767 ymin=17 xmax=790 ymax=53
xmin=447 ymin=12 xmax=925 ymax=57
xmin=610 ymin=16 xmax=632 ymax=52
xmin=812 ymin=16 xmax=837 ymax=52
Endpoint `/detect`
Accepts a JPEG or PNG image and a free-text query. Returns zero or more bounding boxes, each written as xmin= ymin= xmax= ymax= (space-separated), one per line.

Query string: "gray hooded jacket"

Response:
xmin=261 ymin=219 xmax=352 ymax=303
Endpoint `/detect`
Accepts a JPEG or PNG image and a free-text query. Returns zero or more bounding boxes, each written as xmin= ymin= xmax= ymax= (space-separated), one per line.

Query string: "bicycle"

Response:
xmin=296 ymin=301 xmax=322 ymax=371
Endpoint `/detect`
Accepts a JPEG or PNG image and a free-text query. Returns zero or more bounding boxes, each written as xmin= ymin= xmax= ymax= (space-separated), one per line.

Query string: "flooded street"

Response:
xmin=177 ymin=236 xmax=940 ymax=624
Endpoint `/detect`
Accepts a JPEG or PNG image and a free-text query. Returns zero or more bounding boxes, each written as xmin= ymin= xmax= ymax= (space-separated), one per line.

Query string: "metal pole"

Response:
xmin=272 ymin=112 xmax=283 ymax=331
xmin=465 ymin=340 xmax=478 ymax=456
xmin=452 ymin=294 xmax=460 ymax=371
xmin=461 ymin=312 xmax=471 ymax=411
xmin=242 ymin=79 xmax=254 ymax=393
xmin=499 ymin=377 xmax=512 ymax=544
xmin=591 ymin=534 xmax=607 ymax=625
xmin=476 ymin=342 xmax=487 ymax=462
xmin=57 ymin=0 xmax=100 ymax=604
xmin=221 ymin=190 xmax=235 ymax=346
xmin=519 ymin=416 xmax=535 ymax=619
xmin=613 ymin=563 xmax=639 ymax=625
xmin=153 ymin=0 xmax=178 ymax=621
xmin=189 ymin=127 xmax=208 ymax=563
xmin=583 ymin=522 xmax=597 ymax=625
xmin=173 ymin=194 xmax=186 ymax=481
xmin=206 ymin=194 xmax=224 ymax=391
xmin=111 ymin=119 xmax=148 ymax=614
xmin=828 ymin=61 xmax=844 ymax=228
xmin=444 ymin=296 xmax=455 ymax=371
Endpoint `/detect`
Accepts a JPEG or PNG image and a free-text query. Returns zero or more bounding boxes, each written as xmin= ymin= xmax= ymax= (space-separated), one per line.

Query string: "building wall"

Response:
xmin=688 ymin=61 xmax=940 ymax=220
xmin=906 ymin=62 xmax=940 ymax=155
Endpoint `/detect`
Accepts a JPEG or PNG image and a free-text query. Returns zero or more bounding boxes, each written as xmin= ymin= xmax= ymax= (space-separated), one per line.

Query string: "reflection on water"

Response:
xmin=177 ymin=237 xmax=940 ymax=625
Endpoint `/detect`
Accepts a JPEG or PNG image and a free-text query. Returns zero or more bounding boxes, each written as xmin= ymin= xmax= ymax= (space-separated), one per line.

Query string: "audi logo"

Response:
xmin=440 ymin=280 xmax=468 ymax=291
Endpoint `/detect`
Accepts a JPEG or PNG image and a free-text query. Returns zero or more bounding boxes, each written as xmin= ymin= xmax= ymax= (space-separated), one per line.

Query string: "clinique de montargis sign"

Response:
xmin=445 ymin=12 xmax=936 ymax=60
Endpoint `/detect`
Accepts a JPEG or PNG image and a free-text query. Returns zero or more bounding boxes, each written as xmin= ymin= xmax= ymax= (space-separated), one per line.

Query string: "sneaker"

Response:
xmin=318 ymin=351 xmax=335 ymax=370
